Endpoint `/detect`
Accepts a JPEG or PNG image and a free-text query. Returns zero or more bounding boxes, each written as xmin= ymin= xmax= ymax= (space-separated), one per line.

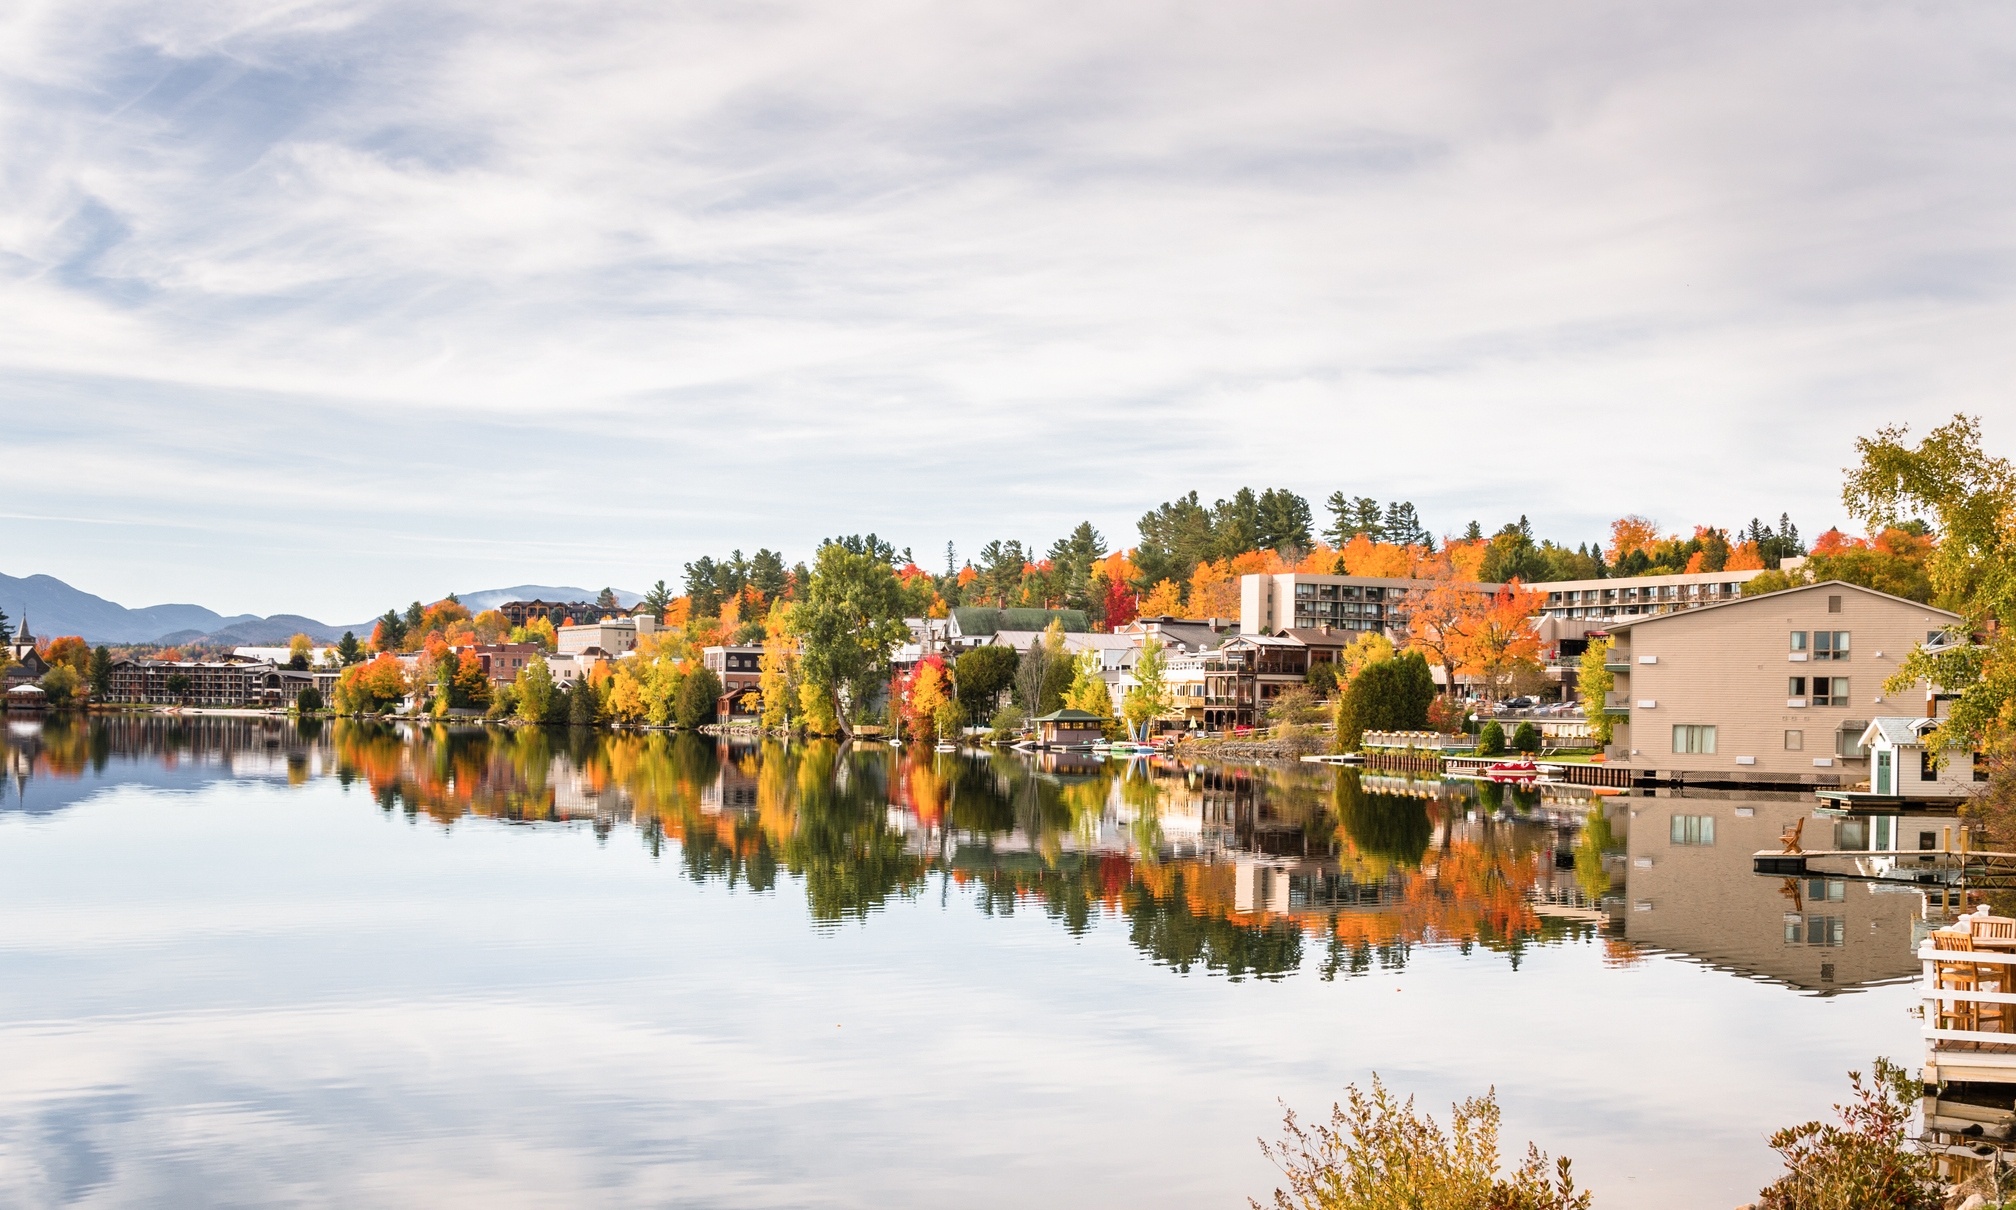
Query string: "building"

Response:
xmin=1597 ymin=581 xmax=1961 ymax=785
xmin=1112 ymin=615 xmax=1234 ymax=655
xmin=1856 ymin=717 xmax=1989 ymax=800
xmin=557 ymin=614 xmax=660 ymax=657
xmin=702 ymin=645 xmax=765 ymax=719
xmin=3 ymin=611 xmax=49 ymax=688
xmin=1029 ymin=708 xmax=1106 ymax=747
xmin=499 ymin=599 xmax=630 ymax=628
xmin=104 ymin=658 xmax=296 ymax=707
xmin=944 ymin=607 xmax=1088 ymax=652
xmin=1538 ymin=569 xmax=1771 ymax=625
xmin=1239 ymin=573 xmax=1497 ymax=639
xmin=464 ymin=643 xmax=544 ymax=685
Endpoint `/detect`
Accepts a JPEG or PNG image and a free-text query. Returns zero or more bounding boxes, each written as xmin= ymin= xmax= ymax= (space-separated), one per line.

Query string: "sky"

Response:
xmin=2 ymin=1 xmax=2013 ymax=622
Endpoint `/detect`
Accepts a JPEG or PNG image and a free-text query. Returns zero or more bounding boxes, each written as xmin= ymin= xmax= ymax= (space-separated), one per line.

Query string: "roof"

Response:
xmin=1275 ymin=627 xmax=1359 ymax=648
xmin=1223 ymin=633 xmax=1306 ymax=647
xmin=6 ymin=683 xmax=46 ymax=696
xmin=1859 ymin=716 xmax=1940 ymax=747
xmin=1030 ymin=709 xmax=1107 ymax=722
xmin=1599 ymin=579 xmax=1960 ymax=631
xmin=950 ymin=607 xmax=1089 ymax=637
xmin=988 ymin=630 xmax=1136 ymax=652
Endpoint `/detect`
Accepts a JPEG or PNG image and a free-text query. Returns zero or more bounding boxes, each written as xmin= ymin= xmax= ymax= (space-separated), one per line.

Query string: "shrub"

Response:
xmin=1756 ymin=1058 xmax=1939 ymax=1210
xmin=1512 ymin=722 xmax=1540 ymax=754
xmin=988 ymin=704 xmax=1026 ymax=741
xmin=1253 ymin=1074 xmax=1590 ymax=1210
xmin=1477 ymin=721 xmax=1506 ymax=756
xmin=295 ymin=687 xmax=323 ymax=713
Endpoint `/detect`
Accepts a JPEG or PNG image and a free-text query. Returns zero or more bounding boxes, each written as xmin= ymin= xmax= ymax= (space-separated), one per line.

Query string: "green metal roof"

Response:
xmin=1030 ymin=709 xmax=1107 ymax=722
xmin=951 ymin=607 xmax=1090 ymax=636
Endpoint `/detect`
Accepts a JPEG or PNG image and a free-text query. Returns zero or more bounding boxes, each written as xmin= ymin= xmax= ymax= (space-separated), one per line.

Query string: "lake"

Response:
xmin=0 ymin=716 xmax=1928 ymax=1208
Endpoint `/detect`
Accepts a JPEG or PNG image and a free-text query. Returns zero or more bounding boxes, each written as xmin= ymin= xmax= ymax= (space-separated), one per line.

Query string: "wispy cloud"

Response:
xmin=2 ymin=1 xmax=2014 ymax=617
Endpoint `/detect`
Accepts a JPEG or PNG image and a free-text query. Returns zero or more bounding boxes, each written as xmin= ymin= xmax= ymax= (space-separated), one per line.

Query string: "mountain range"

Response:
xmin=0 ymin=573 xmax=641 ymax=646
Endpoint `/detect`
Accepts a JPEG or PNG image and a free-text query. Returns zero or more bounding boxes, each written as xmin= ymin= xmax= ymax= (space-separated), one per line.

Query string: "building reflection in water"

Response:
xmin=10 ymin=716 xmax=1923 ymax=989
xmin=1619 ymin=789 xmax=1941 ymax=995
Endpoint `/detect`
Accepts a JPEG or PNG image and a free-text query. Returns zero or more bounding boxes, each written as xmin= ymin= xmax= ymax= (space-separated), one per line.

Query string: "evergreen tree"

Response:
xmin=643 ymin=581 xmax=673 ymax=614
xmin=1256 ymin=488 xmax=1314 ymax=554
xmin=89 ymin=646 xmax=112 ymax=697
xmin=596 ymin=587 xmax=619 ymax=611
xmin=1464 ymin=521 xmax=1484 ymax=541
xmin=337 ymin=631 xmax=363 ymax=665
xmin=0 ymin=606 xmax=10 ymax=644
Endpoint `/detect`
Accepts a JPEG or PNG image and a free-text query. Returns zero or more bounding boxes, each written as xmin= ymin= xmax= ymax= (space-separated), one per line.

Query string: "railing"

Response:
xmin=1921 ymin=941 xmax=2016 ymax=1048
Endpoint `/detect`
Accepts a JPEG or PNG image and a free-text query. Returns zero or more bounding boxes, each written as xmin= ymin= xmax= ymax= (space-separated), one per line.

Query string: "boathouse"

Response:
xmin=1029 ymin=708 xmax=1106 ymax=747
xmin=1857 ymin=716 xmax=1988 ymax=799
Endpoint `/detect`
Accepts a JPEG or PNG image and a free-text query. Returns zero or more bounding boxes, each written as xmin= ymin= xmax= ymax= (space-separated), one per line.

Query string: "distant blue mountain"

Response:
xmin=0 ymin=572 xmax=644 ymax=645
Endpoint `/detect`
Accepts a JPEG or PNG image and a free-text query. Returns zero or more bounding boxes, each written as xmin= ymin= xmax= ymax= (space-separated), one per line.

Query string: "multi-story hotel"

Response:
xmin=1597 ymin=580 xmax=1959 ymax=785
xmin=1538 ymin=568 xmax=1771 ymax=621
xmin=1239 ymin=573 xmax=1498 ymax=638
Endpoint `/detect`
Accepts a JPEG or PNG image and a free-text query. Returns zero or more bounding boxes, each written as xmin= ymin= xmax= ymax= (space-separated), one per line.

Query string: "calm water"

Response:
xmin=0 ymin=716 xmax=1926 ymax=1208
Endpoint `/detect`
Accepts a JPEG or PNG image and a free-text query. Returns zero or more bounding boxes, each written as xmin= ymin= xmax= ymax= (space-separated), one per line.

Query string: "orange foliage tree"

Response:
xmin=1446 ymin=580 xmax=1546 ymax=701
xmin=1606 ymin=516 xmax=1660 ymax=564
xmin=1138 ymin=579 xmax=1185 ymax=617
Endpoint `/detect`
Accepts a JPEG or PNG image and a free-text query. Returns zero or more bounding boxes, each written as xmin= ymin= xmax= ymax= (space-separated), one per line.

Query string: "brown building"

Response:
xmin=702 ymin=645 xmax=765 ymax=719
xmin=105 ymin=658 xmax=295 ymax=707
xmin=498 ymin=599 xmax=630 ymax=628
xmin=465 ymin=643 xmax=544 ymax=685
xmin=1600 ymin=580 xmax=1960 ymax=786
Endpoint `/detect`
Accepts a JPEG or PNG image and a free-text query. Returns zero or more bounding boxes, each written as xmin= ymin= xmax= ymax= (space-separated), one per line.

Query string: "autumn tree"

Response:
xmin=792 ymin=541 xmax=909 ymax=735
xmin=758 ymin=601 xmax=800 ymax=730
xmin=1845 ymin=414 xmax=2015 ymax=755
xmin=288 ymin=633 xmax=313 ymax=670
xmin=1138 ymin=579 xmax=1185 ymax=618
xmin=1577 ymin=638 xmax=1616 ymax=747
xmin=337 ymin=654 xmax=410 ymax=714
xmin=1121 ymin=639 xmax=1172 ymax=739
xmin=514 ymin=658 xmax=557 ymax=724
xmin=896 ymin=655 xmax=954 ymax=742
xmin=1447 ymin=581 xmax=1547 ymax=703
xmin=1062 ymin=649 xmax=1114 ymax=723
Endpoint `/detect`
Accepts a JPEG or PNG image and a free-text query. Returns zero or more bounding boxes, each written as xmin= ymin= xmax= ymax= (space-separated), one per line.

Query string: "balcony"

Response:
xmin=1603 ymin=660 xmax=1630 ymax=673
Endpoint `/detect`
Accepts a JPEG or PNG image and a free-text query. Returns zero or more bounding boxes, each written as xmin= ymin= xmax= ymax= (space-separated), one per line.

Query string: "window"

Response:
xmin=1922 ymin=750 xmax=1939 ymax=781
xmin=1837 ymin=720 xmax=1867 ymax=758
xmin=1811 ymin=677 xmax=1848 ymax=707
xmin=1787 ymin=915 xmax=1845 ymax=947
xmin=1827 ymin=595 xmax=1842 ymax=613
xmin=1785 ymin=729 xmax=1803 ymax=750
xmin=1980 ymin=753 xmax=1993 ymax=784
xmin=1672 ymin=725 xmax=1717 ymax=754
xmin=1813 ymin=631 xmax=1850 ymax=660
xmin=1806 ymin=878 xmax=1846 ymax=902
xmin=1788 ymin=676 xmax=1806 ymax=701
xmin=1790 ymin=631 xmax=1808 ymax=653
xmin=1670 ymin=814 xmax=1715 ymax=845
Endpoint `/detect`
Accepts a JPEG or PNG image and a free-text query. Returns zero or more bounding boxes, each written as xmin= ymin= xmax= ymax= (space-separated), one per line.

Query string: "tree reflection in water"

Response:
xmin=1 ymin=717 xmax=1614 ymax=979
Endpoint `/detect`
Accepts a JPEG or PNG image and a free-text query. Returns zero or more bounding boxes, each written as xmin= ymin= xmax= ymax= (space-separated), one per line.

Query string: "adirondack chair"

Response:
xmin=1934 ymin=930 xmax=1982 ymax=1032
xmin=1778 ymin=818 xmax=1805 ymax=855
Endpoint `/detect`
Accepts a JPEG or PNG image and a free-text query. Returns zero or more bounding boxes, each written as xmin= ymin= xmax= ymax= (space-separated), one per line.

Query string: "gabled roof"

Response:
xmin=1600 ymin=579 xmax=1959 ymax=631
xmin=1030 ymin=708 xmax=1107 ymax=722
xmin=1859 ymin=716 xmax=1941 ymax=748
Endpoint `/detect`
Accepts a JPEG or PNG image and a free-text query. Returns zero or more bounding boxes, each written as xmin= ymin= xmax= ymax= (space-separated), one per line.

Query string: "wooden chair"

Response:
xmin=1934 ymin=930 xmax=1983 ymax=1033
xmin=1779 ymin=818 xmax=1805 ymax=854
xmin=1973 ymin=916 xmax=2016 ymax=944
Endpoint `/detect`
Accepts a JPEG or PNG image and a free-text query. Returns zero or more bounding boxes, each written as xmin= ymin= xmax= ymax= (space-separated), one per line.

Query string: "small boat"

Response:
xmin=887 ymin=738 xmax=904 ymax=747
xmin=934 ymin=742 xmax=957 ymax=753
xmin=1485 ymin=760 xmax=1540 ymax=781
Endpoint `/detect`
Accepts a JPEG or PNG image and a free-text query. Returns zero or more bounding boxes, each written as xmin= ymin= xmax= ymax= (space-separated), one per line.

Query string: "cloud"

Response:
xmin=1 ymin=1 xmax=2013 ymax=616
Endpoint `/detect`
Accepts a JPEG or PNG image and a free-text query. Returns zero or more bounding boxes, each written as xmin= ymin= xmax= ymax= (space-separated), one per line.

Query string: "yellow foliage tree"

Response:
xmin=1062 ymin=649 xmax=1114 ymax=720
xmin=1188 ymin=559 xmax=1242 ymax=620
xmin=1138 ymin=579 xmax=1185 ymax=617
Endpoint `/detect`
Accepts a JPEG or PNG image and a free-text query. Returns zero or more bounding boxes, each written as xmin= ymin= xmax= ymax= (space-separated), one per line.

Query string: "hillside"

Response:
xmin=0 ymin=573 xmax=638 ymax=646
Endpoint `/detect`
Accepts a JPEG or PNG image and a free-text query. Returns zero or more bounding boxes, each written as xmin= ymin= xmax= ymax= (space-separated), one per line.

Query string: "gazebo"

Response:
xmin=5 ymin=683 xmax=48 ymax=712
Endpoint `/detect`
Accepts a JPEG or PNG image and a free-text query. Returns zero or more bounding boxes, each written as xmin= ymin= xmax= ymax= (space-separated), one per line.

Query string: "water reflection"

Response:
xmin=3 ymin=717 xmax=1644 ymax=982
